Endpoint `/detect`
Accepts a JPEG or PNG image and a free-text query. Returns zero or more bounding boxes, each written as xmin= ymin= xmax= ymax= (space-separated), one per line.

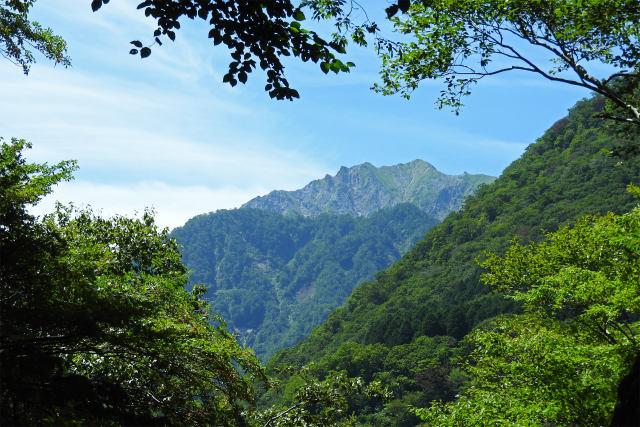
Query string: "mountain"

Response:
xmin=172 ymin=161 xmax=493 ymax=362
xmin=263 ymin=96 xmax=640 ymax=424
xmin=243 ymin=159 xmax=495 ymax=220
xmin=171 ymin=204 xmax=438 ymax=361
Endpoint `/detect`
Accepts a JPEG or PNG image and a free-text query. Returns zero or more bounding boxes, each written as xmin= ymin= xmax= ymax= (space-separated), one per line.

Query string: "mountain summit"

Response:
xmin=243 ymin=160 xmax=495 ymax=220
xmin=173 ymin=160 xmax=494 ymax=361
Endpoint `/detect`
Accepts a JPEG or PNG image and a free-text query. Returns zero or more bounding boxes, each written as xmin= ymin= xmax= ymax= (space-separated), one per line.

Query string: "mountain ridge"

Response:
xmin=243 ymin=159 xmax=495 ymax=220
xmin=263 ymin=94 xmax=640 ymax=423
xmin=173 ymin=160 xmax=494 ymax=361
xmin=171 ymin=204 xmax=438 ymax=361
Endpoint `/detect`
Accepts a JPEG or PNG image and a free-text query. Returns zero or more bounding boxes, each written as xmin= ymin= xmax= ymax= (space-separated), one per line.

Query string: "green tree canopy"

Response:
xmin=0 ymin=138 xmax=265 ymax=425
xmin=415 ymin=206 xmax=640 ymax=425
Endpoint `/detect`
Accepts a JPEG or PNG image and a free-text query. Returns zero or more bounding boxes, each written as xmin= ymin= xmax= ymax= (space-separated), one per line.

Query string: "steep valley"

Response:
xmin=172 ymin=162 xmax=494 ymax=361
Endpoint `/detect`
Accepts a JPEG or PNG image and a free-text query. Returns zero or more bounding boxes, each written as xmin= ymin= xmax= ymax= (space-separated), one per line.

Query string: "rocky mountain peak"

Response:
xmin=243 ymin=160 xmax=495 ymax=220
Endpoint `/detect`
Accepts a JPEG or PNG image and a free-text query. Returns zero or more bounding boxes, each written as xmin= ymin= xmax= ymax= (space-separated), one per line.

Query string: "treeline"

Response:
xmin=263 ymin=95 xmax=640 ymax=424
xmin=2 ymin=95 xmax=638 ymax=426
xmin=171 ymin=204 xmax=438 ymax=360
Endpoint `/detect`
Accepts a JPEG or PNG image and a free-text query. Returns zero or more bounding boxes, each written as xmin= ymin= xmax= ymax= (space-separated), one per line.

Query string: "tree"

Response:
xmin=414 ymin=206 xmax=640 ymax=425
xmin=0 ymin=138 xmax=266 ymax=425
xmin=373 ymin=0 xmax=640 ymax=127
xmin=92 ymin=0 xmax=361 ymax=100
xmin=252 ymin=364 xmax=390 ymax=426
xmin=0 ymin=0 xmax=70 ymax=73
xmin=415 ymin=315 xmax=634 ymax=425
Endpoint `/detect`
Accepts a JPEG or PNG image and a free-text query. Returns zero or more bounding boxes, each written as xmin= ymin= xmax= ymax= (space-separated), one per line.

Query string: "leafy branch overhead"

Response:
xmin=0 ymin=0 xmax=71 ymax=74
xmin=374 ymin=0 xmax=640 ymax=126
xmin=91 ymin=0 xmax=359 ymax=100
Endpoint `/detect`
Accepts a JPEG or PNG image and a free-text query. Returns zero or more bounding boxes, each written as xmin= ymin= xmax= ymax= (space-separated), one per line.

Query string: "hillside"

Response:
xmin=264 ymin=96 xmax=640 ymax=424
xmin=171 ymin=204 xmax=438 ymax=361
xmin=173 ymin=160 xmax=492 ymax=361
xmin=243 ymin=160 xmax=495 ymax=220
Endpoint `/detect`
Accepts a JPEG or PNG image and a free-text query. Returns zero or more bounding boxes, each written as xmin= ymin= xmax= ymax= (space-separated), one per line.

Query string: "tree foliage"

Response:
xmin=0 ymin=138 xmax=265 ymax=425
xmin=481 ymin=209 xmax=640 ymax=346
xmin=92 ymin=0 xmax=360 ymax=100
xmin=416 ymin=206 xmax=640 ymax=425
xmin=265 ymin=94 xmax=640 ymax=423
xmin=253 ymin=364 xmax=390 ymax=426
xmin=373 ymin=0 xmax=640 ymax=126
xmin=0 ymin=0 xmax=71 ymax=74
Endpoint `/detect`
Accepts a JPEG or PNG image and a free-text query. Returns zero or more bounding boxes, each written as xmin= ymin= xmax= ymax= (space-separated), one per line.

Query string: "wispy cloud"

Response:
xmin=30 ymin=180 xmax=271 ymax=230
xmin=4 ymin=0 xmax=587 ymax=231
xmin=1 ymin=3 xmax=329 ymax=229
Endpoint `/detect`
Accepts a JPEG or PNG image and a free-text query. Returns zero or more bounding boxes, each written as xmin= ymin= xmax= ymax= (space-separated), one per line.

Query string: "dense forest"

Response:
xmin=4 ymin=91 xmax=637 ymax=426
xmin=263 ymin=95 xmax=640 ymax=424
xmin=171 ymin=204 xmax=439 ymax=361
xmin=2 ymin=0 xmax=639 ymax=425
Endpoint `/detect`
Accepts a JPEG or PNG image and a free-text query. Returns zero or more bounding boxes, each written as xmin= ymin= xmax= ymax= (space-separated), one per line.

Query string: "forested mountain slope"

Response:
xmin=173 ymin=161 xmax=492 ymax=361
xmin=265 ymin=96 xmax=640 ymax=424
xmin=243 ymin=160 xmax=495 ymax=220
xmin=171 ymin=204 xmax=438 ymax=361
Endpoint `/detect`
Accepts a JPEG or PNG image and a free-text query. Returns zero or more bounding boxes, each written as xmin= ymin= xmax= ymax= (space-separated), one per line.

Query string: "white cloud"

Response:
xmin=4 ymin=0 xmax=585 ymax=230
xmin=0 ymin=8 xmax=329 ymax=229
xmin=31 ymin=180 xmax=274 ymax=230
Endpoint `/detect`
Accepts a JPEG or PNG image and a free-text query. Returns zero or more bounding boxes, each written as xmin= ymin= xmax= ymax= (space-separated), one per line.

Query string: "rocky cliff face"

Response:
xmin=243 ymin=160 xmax=495 ymax=220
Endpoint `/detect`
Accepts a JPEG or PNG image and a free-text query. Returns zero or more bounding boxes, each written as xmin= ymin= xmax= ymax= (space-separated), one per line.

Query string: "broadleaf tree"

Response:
xmin=252 ymin=364 xmax=391 ymax=426
xmin=92 ymin=0 xmax=365 ymax=100
xmin=414 ymin=207 xmax=640 ymax=425
xmin=372 ymin=0 xmax=640 ymax=128
xmin=0 ymin=0 xmax=71 ymax=74
xmin=0 ymin=138 xmax=267 ymax=425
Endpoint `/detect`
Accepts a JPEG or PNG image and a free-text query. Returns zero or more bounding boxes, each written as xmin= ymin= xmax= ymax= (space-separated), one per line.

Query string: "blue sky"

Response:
xmin=2 ymin=1 xmax=593 ymax=228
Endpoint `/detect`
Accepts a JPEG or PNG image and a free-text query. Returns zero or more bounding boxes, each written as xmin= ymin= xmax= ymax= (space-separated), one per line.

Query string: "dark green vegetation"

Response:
xmin=243 ymin=160 xmax=494 ymax=220
xmin=418 ymin=207 xmax=640 ymax=424
xmin=0 ymin=139 xmax=265 ymax=426
xmin=171 ymin=204 xmax=439 ymax=361
xmin=173 ymin=161 xmax=493 ymax=362
xmin=265 ymin=95 xmax=640 ymax=424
